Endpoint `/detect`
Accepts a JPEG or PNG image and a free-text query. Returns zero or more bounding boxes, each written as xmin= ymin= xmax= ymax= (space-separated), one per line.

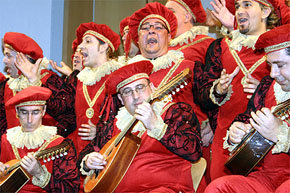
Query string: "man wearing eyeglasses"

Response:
xmin=127 ymin=2 xmax=205 ymax=149
xmin=78 ymin=60 xmax=202 ymax=192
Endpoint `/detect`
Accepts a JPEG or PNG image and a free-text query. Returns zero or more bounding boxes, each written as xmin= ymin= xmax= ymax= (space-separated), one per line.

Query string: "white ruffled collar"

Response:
xmin=116 ymin=99 xmax=169 ymax=133
xmin=169 ymin=26 xmax=209 ymax=47
xmin=7 ymin=57 xmax=50 ymax=92
xmin=77 ymin=60 xmax=123 ymax=86
xmin=228 ymin=30 xmax=260 ymax=51
xmin=128 ymin=50 xmax=184 ymax=73
xmin=274 ymin=81 xmax=290 ymax=104
xmin=6 ymin=125 xmax=57 ymax=149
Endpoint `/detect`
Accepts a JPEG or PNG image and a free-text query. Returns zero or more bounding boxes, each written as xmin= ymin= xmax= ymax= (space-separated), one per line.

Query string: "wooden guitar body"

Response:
xmin=0 ymin=160 xmax=31 ymax=193
xmin=225 ymin=130 xmax=274 ymax=176
xmin=84 ymin=68 xmax=192 ymax=192
xmin=225 ymin=99 xmax=289 ymax=176
xmin=85 ymin=133 xmax=141 ymax=193
xmin=0 ymin=139 xmax=71 ymax=193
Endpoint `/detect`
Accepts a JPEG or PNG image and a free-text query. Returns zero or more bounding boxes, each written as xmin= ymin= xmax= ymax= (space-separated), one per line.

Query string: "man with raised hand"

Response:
xmin=196 ymin=0 xmax=282 ymax=180
xmin=16 ymin=23 xmax=123 ymax=155
xmin=0 ymin=32 xmax=70 ymax=140
xmin=205 ymin=23 xmax=290 ymax=193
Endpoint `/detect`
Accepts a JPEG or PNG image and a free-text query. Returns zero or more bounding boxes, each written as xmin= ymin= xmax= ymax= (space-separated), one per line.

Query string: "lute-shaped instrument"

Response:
xmin=0 ymin=139 xmax=72 ymax=193
xmin=84 ymin=68 xmax=192 ymax=193
xmin=225 ymin=98 xmax=290 ymax=176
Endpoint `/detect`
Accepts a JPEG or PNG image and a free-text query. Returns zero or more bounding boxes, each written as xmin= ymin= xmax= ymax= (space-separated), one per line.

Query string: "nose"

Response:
xmin=3 ymin=56 xmax=8 ymax=64
xmin=132 ymin=89 xmax=140 ymax=99
xmin=148 ymin=26 xmax=157 ymax=34
xmin=270 ymin=65 xmax=280 ymax=79
xmin=28 ymin=113 xmax=33 ymax=123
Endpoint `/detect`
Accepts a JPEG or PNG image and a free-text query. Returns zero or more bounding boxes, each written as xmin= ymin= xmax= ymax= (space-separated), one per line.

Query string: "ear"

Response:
xmin=167 ymin=33 xmax=172 ymax=42
xmin=262 ymin=7 xmax=271 ymax=19
xmin=149 ymin=82 xmax=156 ymax=92
xmin=117 ymin=93 xmax=124 ymax=105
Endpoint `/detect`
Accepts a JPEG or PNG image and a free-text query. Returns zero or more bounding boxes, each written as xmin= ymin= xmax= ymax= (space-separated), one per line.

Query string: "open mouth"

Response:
xmin=147 ymin=38 xmax=157 ymax=45
xmin=238 ymin=18 xmax=248 ymax=25
xmin=81 ymin=51 xmax=88 ymax=58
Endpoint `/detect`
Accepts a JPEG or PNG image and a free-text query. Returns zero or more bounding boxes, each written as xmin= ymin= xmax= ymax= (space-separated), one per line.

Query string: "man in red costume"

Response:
xmin=0 ymin=86 xmax=79 ymax=193
xmin=165 ymin=0 xmax=215 ymax=64
xmin=16 ymin=23 xmax=123 ymax=155
xmin=127 ymin=3 xmax=205 ymax=144
xmin=196 ymin=0 xmax=282 ymax=180
xmin=79 ymin=60 xmax=202 ymax=192
xmin=0 ymin=32 xmax=72 ymax=141
xmin=205 ymin=23 xmax=290 ymax=193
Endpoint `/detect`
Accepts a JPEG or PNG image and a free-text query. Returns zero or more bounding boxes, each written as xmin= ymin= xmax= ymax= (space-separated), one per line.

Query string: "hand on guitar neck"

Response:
xmin=0 ymin=152 xmax=46 ymax=180
xmin=229 ymin=107 xmax=282 ymax=144
xmin=20 ymin=152 xmax=46 ymax=179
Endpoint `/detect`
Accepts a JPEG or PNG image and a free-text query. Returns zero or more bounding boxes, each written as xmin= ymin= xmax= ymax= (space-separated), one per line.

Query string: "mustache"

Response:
xmin=147 ymin=38 xmax=157 ymax=44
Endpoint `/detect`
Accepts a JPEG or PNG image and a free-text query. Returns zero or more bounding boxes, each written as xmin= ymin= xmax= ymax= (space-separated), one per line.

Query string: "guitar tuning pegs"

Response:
xmin=43 ymin=159 xmax=47 ymax=163
xmin=56 ymin=155 xmax=59 ymax=158
xmin=51 ymin=156 xmax=55 ymax=160
xmin=180 ymin=85 xmax=184 ymax=89
xmin=172 ymin=91 xmax=176 ymax=95
xmin=176 ymin=88 xmax=180 ymax=92
xmin=64 ymin=152 xmax=68 ymax=156
xmin=47 ymin=158 xmax=51 ymax=162
xmin=60 ymin=153 xmax=63 ymax=157
xmin=184 ymin=81 xmax=188 ymax=86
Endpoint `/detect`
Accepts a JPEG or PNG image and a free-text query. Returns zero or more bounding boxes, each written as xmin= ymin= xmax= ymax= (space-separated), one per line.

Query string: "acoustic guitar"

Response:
xmin=225 ymin=98 xmax=290 ymax=176
xmin=84 ymin=68 xmax=192 ymax=193
xmin=0 ymin=139 xmax=72 ymax=193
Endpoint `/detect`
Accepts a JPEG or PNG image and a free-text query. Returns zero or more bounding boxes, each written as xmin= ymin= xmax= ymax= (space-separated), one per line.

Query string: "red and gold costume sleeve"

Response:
xmin=0 ymin=136 xmax=79 ymax=193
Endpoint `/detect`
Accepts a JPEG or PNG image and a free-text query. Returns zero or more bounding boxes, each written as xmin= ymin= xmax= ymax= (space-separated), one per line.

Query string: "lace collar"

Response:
xmin=128 ymin=50 xmax=184 ymax=73
xmin=116 ymin=98 xmax=169 ymax=133
xmin=274 ymin=81 xmax=290 ymax=104
xmin=228 ymin=30 xmax=260 ymax=51
xmin=7 ymin=57 xmax=50 ymax=92
xmin=169 ymin=26 xmax=209 ymax=47
xmin=77 ymin=59 xmax=123 ymax=86
xmin=6 ymin=125 xmax=57 ymax=149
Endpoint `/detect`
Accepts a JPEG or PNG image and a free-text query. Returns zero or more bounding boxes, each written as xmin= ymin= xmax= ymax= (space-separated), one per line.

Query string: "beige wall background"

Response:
xmin=62 ymin=0 xmax=217 ymax=67
xmin=62 ymin=0 xmax=150 ymax=67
